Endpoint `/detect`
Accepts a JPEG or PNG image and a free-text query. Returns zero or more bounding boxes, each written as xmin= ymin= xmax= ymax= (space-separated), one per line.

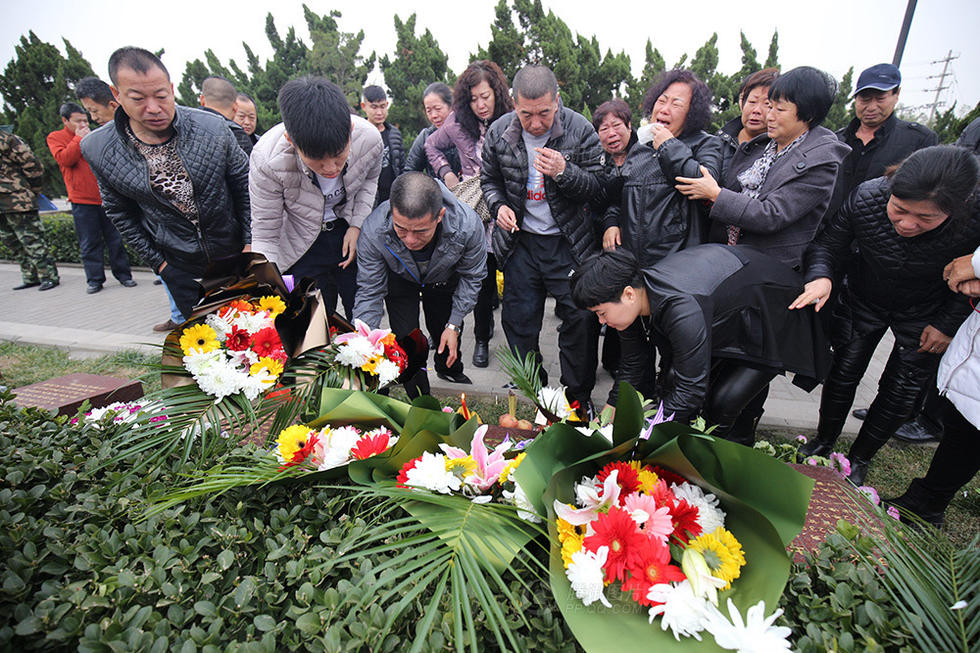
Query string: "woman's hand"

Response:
xmin=789 ymin=278 xmax=832 ymax=312
xmin=650 ymin=123 xmax=674 ymax=148
xmin=944 ymin=254 xmax=978 ymax=292
xmin=602 ymin=226 xmax=621 ymax=251
xmin=918 ymin=325 xmax=952 ymax=355
xmin=675 ymin=165 xmax=721 ymax=202
xmin=443 ymin=172 xmax=460 ymax=189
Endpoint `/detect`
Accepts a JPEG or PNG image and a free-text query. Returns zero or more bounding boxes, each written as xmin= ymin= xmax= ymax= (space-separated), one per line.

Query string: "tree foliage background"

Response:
xmin=2 ymin=1 xmax=975 ymax=197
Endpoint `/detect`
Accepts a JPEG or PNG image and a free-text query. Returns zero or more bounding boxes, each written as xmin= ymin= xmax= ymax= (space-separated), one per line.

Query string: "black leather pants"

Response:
xmin=704 ymin=360 xmax=777 ymax=445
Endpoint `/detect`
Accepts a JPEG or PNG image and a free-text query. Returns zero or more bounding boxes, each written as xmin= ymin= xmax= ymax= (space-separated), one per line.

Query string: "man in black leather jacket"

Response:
xmin=481 ymin=64 xmax=603 ymax=414
xmin=81 ymin=47 xmax=250 ymax=319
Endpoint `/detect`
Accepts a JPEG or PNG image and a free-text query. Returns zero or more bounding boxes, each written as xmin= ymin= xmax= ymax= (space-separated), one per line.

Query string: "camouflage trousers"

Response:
xmin=0 ymin=210 xmax=59 ymax=284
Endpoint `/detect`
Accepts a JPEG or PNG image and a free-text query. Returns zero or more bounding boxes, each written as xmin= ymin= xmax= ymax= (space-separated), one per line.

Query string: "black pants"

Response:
xmin=818 ymin=296 xmax=941 ymax=460
xmin=386 ymin=271 xmax=464 ymax=393
xmin=904 ymin=397 xmax=979 ymax=513
xmin=286 ymin=221 xmax=356 ymax=320
xmin=704 ymin=361 xmax=776 ymax=444
xmin=159 ymin=263 xmax=203 ymax=320
xmin=501 ymin=233 xmax=598 ymax=404
xmin=473 ymin=252 xmax=498 ymax=343
xmin=71 ymin=203 xmax=132 ymax=285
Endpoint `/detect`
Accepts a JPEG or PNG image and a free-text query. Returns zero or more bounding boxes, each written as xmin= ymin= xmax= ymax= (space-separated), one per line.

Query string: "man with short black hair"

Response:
xmin=361 ymin=85 xmax=403 ymax=206
xmin=46 ymin=101 xmax=134 ymax=293
xmin=249 ymin=76 xmax=381 ymax=319
xmin=481 ymin=64 xmax=603 ymax=415
xmin=200 ymin=76 xmax=252 ymax=155
xmin=233 ymin=93 xmax=259 ymax=145
xmin=75 ymin=77 xmax=119 ymax=126
xmin=355 ymin=172 xmax=486 ymax=394
xmin=82 ymin=46 xmax=251 ymax=320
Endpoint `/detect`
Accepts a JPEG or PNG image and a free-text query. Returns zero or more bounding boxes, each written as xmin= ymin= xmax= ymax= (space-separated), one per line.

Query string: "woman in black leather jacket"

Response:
xmin=791 ymin=146 xmax=980 ymax=485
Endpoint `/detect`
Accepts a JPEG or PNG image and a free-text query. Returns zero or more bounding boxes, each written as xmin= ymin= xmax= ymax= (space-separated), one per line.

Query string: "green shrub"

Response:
xmin=0 ymin=212 xmax=149 ymax=268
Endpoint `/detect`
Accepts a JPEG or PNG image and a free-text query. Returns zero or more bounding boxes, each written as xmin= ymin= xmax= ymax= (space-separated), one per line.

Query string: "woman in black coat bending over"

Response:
xmin=790 ymin=145 xmax=980 ymax=485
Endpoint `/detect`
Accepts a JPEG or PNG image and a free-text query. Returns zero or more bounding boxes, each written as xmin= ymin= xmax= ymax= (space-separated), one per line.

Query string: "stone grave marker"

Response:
xmin=11 ymin=373 xmax=143 ymax=416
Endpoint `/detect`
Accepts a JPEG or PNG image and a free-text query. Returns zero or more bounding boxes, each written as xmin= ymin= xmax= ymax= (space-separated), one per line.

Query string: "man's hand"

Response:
xmin=75 ymin=123 xmax=91 ymax=138
xmin=958 ymin=279 xmax=980 ymax=297
xmin=650 ymin=123 xmax=674 ymax=149
xmin=675 ymin=165 xmax=722 ymax=202
xmin=918 ymin=324 xmax=952 ymax=354
xmin=533 ymin=147 xmax=566 ymax=178
xmin=602 ymin=226 xmax=621 ymax=251
xmin=789 ymin=277 xmax=832 ymax=312
xmin=496 ymin=205 xmax=519 ymax=232
xmin=157 ymin=261 xmax=168 ymax=274
xmin=340 ymin=226 xmax=360 ymax=269
xmin=437 ymin=328 xmax=459 ymax=367
xmin=241 ymin=244 xmax=252 ymax=253
xmin=944 ymin=254 xmax=977 ymax=292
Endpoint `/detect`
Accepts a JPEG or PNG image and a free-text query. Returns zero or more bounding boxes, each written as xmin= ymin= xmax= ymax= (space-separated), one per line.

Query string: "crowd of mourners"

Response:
xmin=2 ymin=45 xmax=980 ymax=528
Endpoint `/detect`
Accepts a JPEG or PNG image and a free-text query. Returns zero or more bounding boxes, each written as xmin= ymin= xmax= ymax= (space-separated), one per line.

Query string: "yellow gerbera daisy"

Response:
xmin=250 ymin=357 xmax=284 ymax=378
xmin=687 ymin=527 xmax=746 ymax=589
xmin=362 ymin=356 xmax=380 ymax=375
xmin=497 ymin=452 xmax=526 ymax=484
xmin=179 ymin=323 xmax=220 ymax=355
xmin=276 ymin=424 xmax=312 ymax=461
xmin=560 ymin=530 xmax=584 ymax=568
xmin=257 ymin=295 xmax=287 ymax=318
xmin=446 ymin=456 xmax=477 ymax=477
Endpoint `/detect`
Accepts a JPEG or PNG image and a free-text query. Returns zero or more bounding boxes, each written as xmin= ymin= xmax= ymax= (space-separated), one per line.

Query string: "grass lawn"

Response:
xmin=2 ymin=340 xmax=977 ymax=547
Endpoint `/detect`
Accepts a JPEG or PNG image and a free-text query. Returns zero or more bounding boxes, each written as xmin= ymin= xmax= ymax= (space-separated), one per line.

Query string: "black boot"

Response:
xmin=884 ymin=479 xmax=948 ymax=528
xmin=846 ymin=456 xmax=870 ymax=486
xmin=472 ymin=341 xmax=489 ymax=368
xmin=798 ymin=432 xmax=836 ymax=458
xmin=845 ymin=424 xmax=892 ymax=486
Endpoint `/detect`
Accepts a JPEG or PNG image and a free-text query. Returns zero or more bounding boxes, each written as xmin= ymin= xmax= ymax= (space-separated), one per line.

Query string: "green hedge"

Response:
xmin=0 ymin=212 xmax=150 ymax=268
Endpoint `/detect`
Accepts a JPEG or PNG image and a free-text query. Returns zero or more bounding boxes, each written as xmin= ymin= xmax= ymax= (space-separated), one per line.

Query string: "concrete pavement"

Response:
xmin=0 ymin=261 xmax=892 ymax=433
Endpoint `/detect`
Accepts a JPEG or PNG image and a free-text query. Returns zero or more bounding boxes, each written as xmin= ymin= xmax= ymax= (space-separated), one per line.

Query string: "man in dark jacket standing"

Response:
xmin=199 ymin=76 xmax=253 ymax=155
xmin=82 ymin=47 xmax=251 ymax=320
xmin=482 ymin=65 xmax=603 ymax=415
xmin=354 ymin=172 xmax=486 ymax=396
xmin=362 ymin=85 xmax=404 ymax=207
xmin=834 ymin=64 xmax=936 ymax=209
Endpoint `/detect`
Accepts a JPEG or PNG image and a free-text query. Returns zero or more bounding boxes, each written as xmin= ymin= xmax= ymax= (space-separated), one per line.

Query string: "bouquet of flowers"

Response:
xmin=321 ymin=319 xmax=409 ymax=390
xmin=70 ymin=400 xmax=167 ymax=430
xmin=177 ymin=295 xmax=289 ymax=401
xmin=275 ymin=422 xmax=398 ymax=471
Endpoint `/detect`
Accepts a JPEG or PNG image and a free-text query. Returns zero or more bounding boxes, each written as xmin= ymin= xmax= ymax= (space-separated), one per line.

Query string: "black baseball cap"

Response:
xmin=854 ymin=64 xmax=901 ymax=96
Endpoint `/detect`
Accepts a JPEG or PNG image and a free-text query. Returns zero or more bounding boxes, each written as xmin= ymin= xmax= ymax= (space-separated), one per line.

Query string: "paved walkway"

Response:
xmin=0 ymin=261 xmax=892 ymax=433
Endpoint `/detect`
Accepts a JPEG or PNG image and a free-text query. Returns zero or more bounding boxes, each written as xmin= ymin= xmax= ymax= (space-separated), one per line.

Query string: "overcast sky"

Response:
xmin=3 ymin=0 xmax=977 ymax=121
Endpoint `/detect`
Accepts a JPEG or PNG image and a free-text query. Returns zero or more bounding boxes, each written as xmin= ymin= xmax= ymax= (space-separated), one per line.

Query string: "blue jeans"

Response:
xmin=159 ymin=276 xmax=184 ymax=323
xmin=71 ymin=203 xmax=132 ymax=284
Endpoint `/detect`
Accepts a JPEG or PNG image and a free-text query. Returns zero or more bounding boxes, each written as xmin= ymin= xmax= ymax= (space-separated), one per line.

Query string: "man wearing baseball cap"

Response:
xmin=835 ymin=63 xmax=937 ymax=202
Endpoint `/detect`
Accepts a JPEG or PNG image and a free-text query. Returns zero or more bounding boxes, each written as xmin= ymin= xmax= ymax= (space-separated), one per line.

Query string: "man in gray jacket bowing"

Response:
xmin=354 ymin=172 xmax=487 ymax=397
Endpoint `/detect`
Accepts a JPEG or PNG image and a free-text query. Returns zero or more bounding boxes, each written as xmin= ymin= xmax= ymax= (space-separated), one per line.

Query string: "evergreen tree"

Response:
xmin=626 ymin=39 xmax=666 ymax=118
xmin=0 ymin=32 xmax=94 ymax=197
xmin=379 ymin=14 xmax=451 ymax=140
xmin=473 ymin=0 xmax=524 ymax=82
xmin=825 ymin=67 xmax=853 ymax=132
xmin=306 ymin=6 xmax=374 ymax=109
xmin=764 ymin=30 xmax=780 ymax=69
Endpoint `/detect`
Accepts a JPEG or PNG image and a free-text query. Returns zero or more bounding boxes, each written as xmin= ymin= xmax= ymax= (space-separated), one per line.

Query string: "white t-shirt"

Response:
xmin=521 ymin=129 xmax=559 ymax=235
xmin=315 ymin=173 xmax=347 ymax=223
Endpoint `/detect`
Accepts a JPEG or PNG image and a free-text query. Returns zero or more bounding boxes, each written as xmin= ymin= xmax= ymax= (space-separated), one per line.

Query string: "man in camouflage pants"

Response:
xmin=0 ymin=130 xmax=59 ymax=291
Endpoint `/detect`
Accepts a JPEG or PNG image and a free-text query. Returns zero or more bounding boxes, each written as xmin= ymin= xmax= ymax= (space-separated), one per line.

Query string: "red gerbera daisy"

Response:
xmin=621 ymin=539 xmax=686 ymax=606
xmin=384 ymin=341 xmax=409 ymax=372
xmin=668 ymin=498 xmax=702 ymax=544
xmin=351 ymin=432 xmax=391 ymax=460
xmin=396 ymin=456 xmax=421 ymax=488
xmin=583 ymin=506 xmax=647 ymax=583
xmin=649 ymin=479 xmax=676 ymax=510
xmin=597 ymin=461 xmax=641 ymax=495
xmin=252 ymin=327 xmax=283 ymax=358
xmin=225 ymin=325 xmax=252 ymax=351
xmin=650 ymin=465 xmax=687 ymax=487
xmin=278 ymin=432 xmax=320 ymax=471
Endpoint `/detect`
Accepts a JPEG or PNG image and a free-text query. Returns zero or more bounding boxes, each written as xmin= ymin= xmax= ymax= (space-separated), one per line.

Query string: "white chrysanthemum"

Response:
xmin=701 ymin=599 xmax=792 ymax=653
xmin=404 ymin=452 xmax=460 ymax=494
xmin=241 ymin=367 xmax=277 ymax=400
xmin=375 ymin=358 xmax=400 ymax=386
xmin=502 ymin=482 xmax=542 ymax=523
xmin=195 ymin=364 xmax=247 ymax=400
xmin=318 ymin=425 xmax=362 ymax=468
xmin=205 ymin=313 xmax=233 ymax=340
xmin=647 ymin=581 xmax=709 ymax=641
xmin=232 ymin=311 xmax=273 ymax=334
xmin=336 ymin=337 xmax=375 ymax=368
xmin=566 ymin=546 xmax=611 ymax=607
xmin=672 ymin=482 xmax=727 ymax=534
xmin=183 ymin=349 xmax=226 ymax=376
xmin=537 ymin=386 xmax=573 ymax=419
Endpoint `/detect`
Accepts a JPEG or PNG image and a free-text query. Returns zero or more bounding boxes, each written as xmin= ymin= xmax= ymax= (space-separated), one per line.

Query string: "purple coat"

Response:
xmin=425 ymin=112 xmax=485 ymax=180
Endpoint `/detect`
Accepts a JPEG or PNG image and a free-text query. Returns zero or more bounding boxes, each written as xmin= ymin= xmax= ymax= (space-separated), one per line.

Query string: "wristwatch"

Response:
xmin=445 ymin=323 xmax=461 ymax=334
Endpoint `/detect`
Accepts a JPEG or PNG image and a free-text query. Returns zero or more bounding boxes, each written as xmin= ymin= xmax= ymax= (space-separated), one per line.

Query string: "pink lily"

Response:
xmin=440 ymin=425 xmax=510 ymax=492
xmin=334 ymin=319 xmax=390 ymax=348
xmin=553 ymin=470 xmax=622 ymax=526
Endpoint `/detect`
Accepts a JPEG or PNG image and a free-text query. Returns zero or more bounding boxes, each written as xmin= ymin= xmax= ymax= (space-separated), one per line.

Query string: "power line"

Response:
xmin=926 ymin=50 xmax=958 ymax=123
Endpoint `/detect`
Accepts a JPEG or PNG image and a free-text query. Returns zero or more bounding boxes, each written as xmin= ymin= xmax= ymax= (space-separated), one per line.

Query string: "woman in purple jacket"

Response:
xmin=425 ymin=60 xmax=513 ymax=367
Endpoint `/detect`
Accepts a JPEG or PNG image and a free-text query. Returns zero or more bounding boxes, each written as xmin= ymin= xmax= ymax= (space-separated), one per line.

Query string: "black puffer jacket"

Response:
xmin=603 ymin=131 xmax=723 ymax=263
xmin=716 ymin=116 xmax=743 ymax=181
xmin=81 ymin=106 xmax=251 ymax=275
xmin=481 ymin=105 xmax=603 ymax=268
xmin=405 ymin=125 xmax=461 ymax=178
xmin=201 ymin=106 xmax=254 ymax=156
xmin=384 ymin=122 xmax=405 ymax=177
xmin=804 ymin=176 xmax=980 ymax=337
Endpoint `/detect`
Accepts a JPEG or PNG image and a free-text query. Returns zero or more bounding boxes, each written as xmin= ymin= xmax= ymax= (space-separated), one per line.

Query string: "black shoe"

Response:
xmin=502 ymin=381 xmax=518 ymax=390
xmin=86 ymin=282 xmax=103 ymax=294
xmin=884 ymin=483 xmax=946 ymax=528
xmin=437 ymin=371 xmax=473 ymax=384
xmin=38 ymin=280 xmax=59 ymax=291
xmin=798 ymin=437 xmax=834 ymax=459
xmin=12 ymin=281 xmax=40 ymax=290
xmin=846 ymin=457 xmax=870 ymax=486
xmin=472 ymin=341 xmax=489 ymax=368
xmin=852 ymin=408 xmax=868 ymax=420
xmin=153 ymin=279 xmax=163 ymax=285
xmin=120 ymin=279 xmax=138 ymax=288
xmin=893 ymin=419 xmax=942 ymax=444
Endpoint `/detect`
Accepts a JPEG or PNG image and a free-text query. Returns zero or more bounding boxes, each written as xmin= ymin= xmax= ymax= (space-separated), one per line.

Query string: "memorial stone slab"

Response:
xmin=11 ymin=373 xmax=143 ymax=416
